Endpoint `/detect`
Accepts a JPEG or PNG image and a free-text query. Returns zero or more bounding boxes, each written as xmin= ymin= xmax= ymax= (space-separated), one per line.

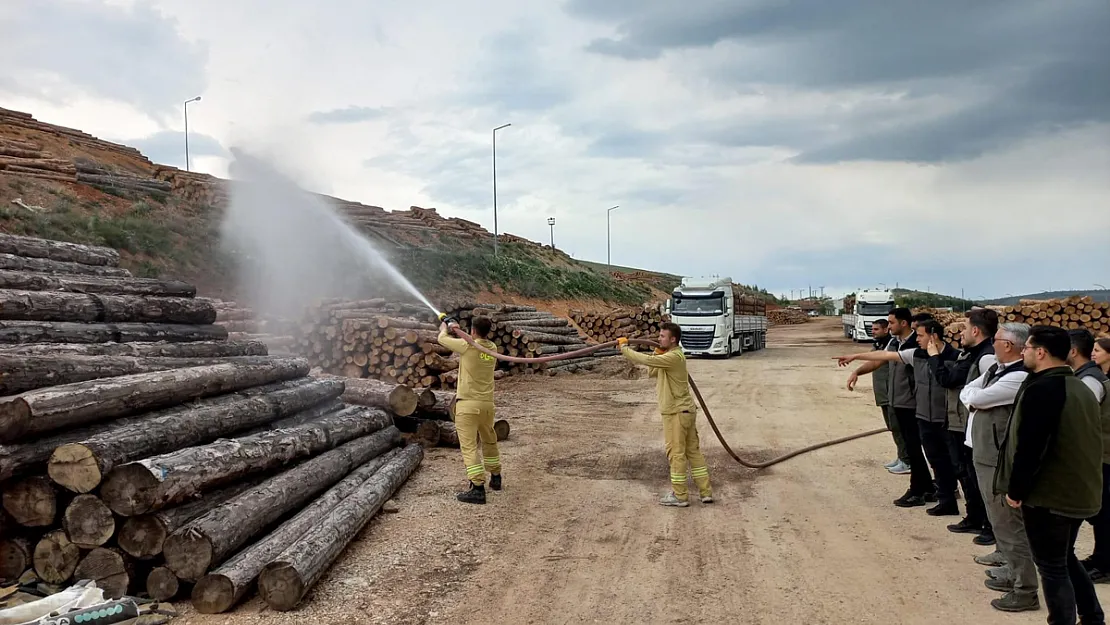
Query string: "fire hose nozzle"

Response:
xmin=438 ymin=312 xmax=460 ymax=326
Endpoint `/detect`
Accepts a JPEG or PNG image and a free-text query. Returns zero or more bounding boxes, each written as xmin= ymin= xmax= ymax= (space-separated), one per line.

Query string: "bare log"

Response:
xmin=147 ymin=566 xmax=180 ymax=601
xmin=63 ymin=494 xmax=115 ymax=549
xmin=0 ymin=290 xmax=216 ymax=324
xmin=257 ymin=444 xmax=424 ymax=611
xmin=0 ymin=253 xmax=131 ymax=277
xmin=337 ymin=377 xmax=417 ymax=416
xmin=0 ymin=320 xmax=228 ymax=345
xmin=2 ymin=475 xmax=56 ymax=526
xmin=33 ymin=530 xmax=80 ymax=584
xmin=100 ymin=406 xmax=393 ymax=516
xmin=74 ymin=547 xmax=133 ymax=598
xmin=0 ymin=233 xmax=120 ymax=266
xmin=0 ymin=271 xmax=196 ymax=297
xmin=0 ymin=339 xmax=266 ymax=358
xmin=49 ymin=377 xmax=343 ymax=494
xmin=0 ymin=357 xmax=310 ymax=443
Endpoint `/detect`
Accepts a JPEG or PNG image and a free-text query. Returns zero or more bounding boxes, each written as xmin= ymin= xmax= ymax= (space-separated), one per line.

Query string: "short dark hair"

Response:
xmin=1069 ymin=328 xmax=1096 ymax=360
xmin=889 ymin=307 xmax=912 ymax=322
xmin=472 ymin=316 xmax=492 ymax=338
xmin=911 ymin=312 xmax=934 ymax=324
xmin=660 ymin=322 xmax=682 ymax=341
xmin=918 ymin=319 xmax=946 ymax=337
xmin=1028 ymin=325 xmax=1071 ymax=361
xmin=873 ymin=319 xmax=890 ymax=328
xmin=967 ymin=308 xmax=999 ymax=338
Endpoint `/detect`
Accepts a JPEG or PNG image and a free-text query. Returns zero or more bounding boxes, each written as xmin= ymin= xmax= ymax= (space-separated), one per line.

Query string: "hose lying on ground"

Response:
xmin=447 ymin=327 xmax=888 ymax=469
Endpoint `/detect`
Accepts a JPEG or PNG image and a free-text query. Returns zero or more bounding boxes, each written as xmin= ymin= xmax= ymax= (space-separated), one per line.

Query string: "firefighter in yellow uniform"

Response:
xmin=619 ymin=322 xmax=713 ymax=507
xmin=438 ymin=316 xmax=501 ymax=504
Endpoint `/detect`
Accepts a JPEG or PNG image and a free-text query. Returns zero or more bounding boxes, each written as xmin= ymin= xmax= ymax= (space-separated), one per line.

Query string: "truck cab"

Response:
xmin=669 ymin=277 xmax=768 ymax=357
xmin=841 ymin=289 xmax=895 ymax=342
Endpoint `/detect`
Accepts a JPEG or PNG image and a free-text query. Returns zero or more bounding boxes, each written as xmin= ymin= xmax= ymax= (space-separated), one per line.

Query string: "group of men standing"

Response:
xmin=840 ymin=307 xmax=1110 ymax=623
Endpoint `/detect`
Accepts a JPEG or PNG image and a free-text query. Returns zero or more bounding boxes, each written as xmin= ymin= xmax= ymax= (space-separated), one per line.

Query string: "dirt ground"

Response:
xmin=178 ymin=317 xmax=1105 ymax=624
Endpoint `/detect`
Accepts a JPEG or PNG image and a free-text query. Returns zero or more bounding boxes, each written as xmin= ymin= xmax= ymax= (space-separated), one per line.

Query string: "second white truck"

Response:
xmin=841 ymin=289 xmax=896 ymax=342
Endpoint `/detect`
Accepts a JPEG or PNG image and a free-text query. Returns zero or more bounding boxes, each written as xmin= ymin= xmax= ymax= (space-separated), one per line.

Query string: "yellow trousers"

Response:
xmin=663 ymin=410 xmax=711 ymax=501
xmin=455 ymin=399 xmax=500 ymax=486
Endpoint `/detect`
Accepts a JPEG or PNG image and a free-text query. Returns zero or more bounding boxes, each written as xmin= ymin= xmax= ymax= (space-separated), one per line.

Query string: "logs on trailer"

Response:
xmin=258 ymin=444 xmax=424 ymax=612
xmin=0 ymin=289 xmax=217 ymax=324
xmin=0 ymin=320 xmax=229 ymax=344
xmin=0 ymin=253 xmax=132 ymax=277
xmin=163 ymin=427 xmax=402 ymax=582
xmin=0 ymin=233 xmax=120 ymax=266
xmin=99 ymin=406 xmax=393 ymax=516
xmin=0 ymin=357 xmax=311 ymax=443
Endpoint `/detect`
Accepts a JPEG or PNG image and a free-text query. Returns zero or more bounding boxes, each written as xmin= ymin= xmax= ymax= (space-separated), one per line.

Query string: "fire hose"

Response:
xmin=442 ymin=320 xmax=888 ymax=469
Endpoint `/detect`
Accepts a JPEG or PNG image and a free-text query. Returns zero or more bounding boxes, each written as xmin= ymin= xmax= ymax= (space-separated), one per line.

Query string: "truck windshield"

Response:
xmin=671 ymin=294 xmax=724 ymax=316
xmin=858 ymin=302 xmax=894 ymax=316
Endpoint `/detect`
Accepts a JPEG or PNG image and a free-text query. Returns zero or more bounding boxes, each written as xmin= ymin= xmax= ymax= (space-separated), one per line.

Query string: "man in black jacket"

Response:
xmin=997 ymin=326 xmax=1104 ymax=625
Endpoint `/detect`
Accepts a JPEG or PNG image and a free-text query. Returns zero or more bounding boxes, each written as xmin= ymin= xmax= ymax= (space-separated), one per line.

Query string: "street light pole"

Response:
xmin=606 ymin=205 xmax=619 ymax=271
xmin=492 ymin=123 xmax=511 ymax=257
xmin=547 ymin=217 xmax=556 ymax=249
xmin=183 ymin=96 xmax=202 ymax=172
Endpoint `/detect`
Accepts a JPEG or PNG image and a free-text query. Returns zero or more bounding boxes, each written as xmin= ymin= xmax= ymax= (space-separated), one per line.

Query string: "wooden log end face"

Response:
xmin=192 ymin=573 xmax=236 ymax=614
xmin=33 ymin=530 xmax=80 ymax=584
xmin=2 ymin=475 xmax=56 ymax=526
xmin=48 ymin=443 xmax=102 ymax=493
xmin=73 ymin=548 xmax=130 ymax=599
xmin=118 ymin=515 xmax=167 ymax=559
xmin=147 ymin=566 xmax=181 ymax=602
xmin=0 ymin=399 xmax=33 ymax=444
xmin=258 ymin=562 xmax=306 ymax=612
xmin=494 ymin=419 xmax=510 ymax=441
xmin=0 ymin=538 xmax=31 ymax=582
xmin=163 ymin=530 xmax=213 ymax=582
xmin=63 ymin=494 xmax=116 ymax=549
xmin=100 ymin=464 xmax=160 ymax=516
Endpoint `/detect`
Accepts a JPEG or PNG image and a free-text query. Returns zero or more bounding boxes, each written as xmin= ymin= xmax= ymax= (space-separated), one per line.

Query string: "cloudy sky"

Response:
xmin=2 ymin=0 xmax=1108 ymax=300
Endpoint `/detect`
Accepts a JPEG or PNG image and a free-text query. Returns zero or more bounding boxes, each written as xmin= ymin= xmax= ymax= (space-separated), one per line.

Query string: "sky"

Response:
xmin=1 ymin=0 xmax=1108 ymax=300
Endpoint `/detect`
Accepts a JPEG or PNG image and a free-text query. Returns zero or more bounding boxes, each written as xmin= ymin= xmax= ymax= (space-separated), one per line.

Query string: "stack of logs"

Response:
xmin=73 ymin=157 xmax=171 ymax=194
xmin=569 ymin=307 xmax=667 ymax=347
xmin=767 ymin=309 xmax=809 ymax=325
xmin=998 ymin=297 xmax=1108 ymax=338
xmin=0 ymin=233 xmax=427 ymax=614
xmin=0 ymin=137 xmax=75 ymax=183
xmin=1 ymin=107 xmax=151 ymax=165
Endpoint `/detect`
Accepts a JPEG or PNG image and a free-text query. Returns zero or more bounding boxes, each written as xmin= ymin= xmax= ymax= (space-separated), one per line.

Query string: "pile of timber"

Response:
xmin=569 ymin=306 xmax=667 ymax=347
xmin=999 ymin=297 xmax=1109 ymax=338
xmin=0 ymin=107 xmax=151 ymax=166
xmin=767 ymin=309 xmax=809 ymax=325
xmin=151 ymin=167 xmax=229 ymax=208
xmin=73 ymin=158 xmax=171 ymax=194
xmin=0 ymin=137 xmax=76 ymax=184
xmin=0 ymin=234 xmax=426 ymax=613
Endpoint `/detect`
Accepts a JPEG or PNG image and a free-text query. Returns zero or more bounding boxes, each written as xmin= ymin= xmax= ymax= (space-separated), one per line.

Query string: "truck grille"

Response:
xmin=863 ymin=322 xmax=873 ymax=337
xmin=681 ymin=330 xmax=714 ymax=351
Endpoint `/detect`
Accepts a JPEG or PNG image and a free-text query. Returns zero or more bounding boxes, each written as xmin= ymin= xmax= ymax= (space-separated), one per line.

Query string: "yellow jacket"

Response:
xmin=620 ymin=345 xmax=698 ymax=415
xmin=438 ymin=328 xmax=498 ymax=403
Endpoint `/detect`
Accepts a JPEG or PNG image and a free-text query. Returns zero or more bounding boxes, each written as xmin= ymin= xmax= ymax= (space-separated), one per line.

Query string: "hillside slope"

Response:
xmin=0 ymin=107 xmax=677 ymax=308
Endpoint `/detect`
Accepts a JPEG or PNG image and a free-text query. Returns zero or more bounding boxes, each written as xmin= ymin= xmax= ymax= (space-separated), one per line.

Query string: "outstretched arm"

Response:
xmin=620 ymin=345 xmax=680 ymax=370
xmin=836 ymin=350 xmax=901 ymax=367
xmin=437 ymin=323 xmax=470 ymax=355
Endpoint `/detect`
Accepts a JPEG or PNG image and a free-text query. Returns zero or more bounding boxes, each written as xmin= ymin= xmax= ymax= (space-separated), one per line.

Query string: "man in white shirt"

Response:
xmin=962 ymin=323 xmax=1039 ymax=613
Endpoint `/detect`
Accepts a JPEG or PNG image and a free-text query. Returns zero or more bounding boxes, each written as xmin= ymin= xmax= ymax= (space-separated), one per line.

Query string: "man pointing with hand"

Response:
xmin=619 ymin=323 xmax=713 ymax=507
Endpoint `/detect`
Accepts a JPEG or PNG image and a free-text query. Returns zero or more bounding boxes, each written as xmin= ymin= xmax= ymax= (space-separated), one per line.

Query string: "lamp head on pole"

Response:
xmin=186 ymin=96 xmax=202 ymax=104
xmin=547 ymin=217 xmax=555 ymax=226
xmin=494 ymin=123 xmax=511 ymax=132
xmin=608 ymin=205 xmax=619 ymax=214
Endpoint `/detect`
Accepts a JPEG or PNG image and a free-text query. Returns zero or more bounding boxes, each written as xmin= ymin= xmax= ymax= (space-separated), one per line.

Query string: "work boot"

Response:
xmin=489 ymin=474 xmax=502 ymax=491
xmin=947 ymin=517 xmax=982 ymax=533
xmin=660 ymin=492 xmax=689 ymax=508
xmin=985 ymin=566 xmax=1013 ymax=582
xmin=456 ymin=483 xmax=486 ymax=505
xmin=991 ymin=592 xmax=1040 ymax=613
xmin=926 ymin=501 xmax=960 ymax=516
xmin=985 ymin=577 xmax=1014 ymax=593
xmin=887 ymin=460 xmax=911 ymax=475
xmin=975 ymin=551 xmax=1007 ymax=567
xmin=974 ymin=531 xmax=997 ymax=546
xmin=893 ymin=490 xmax=927 ymax=508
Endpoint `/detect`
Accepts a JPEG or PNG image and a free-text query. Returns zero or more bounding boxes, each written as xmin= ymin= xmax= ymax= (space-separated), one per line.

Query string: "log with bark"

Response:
xmin=164 ymin=427 xmax=402 ymax=583
xmin=0 ymin=290 xmax=217 ymax=324
xmin=48 ymin=377 xmax=344 ymax=494
xmin=0 ymin=320 xmax=229 ymax=345
xmin=0 ymin=271 xmax=196 ymax=298
xmin=0 ymin=537 xmax=32 ymax=582
xmin=191 ymin=447 xmax=401 ymax=613
xmin=33 ymin=529 xmax=80 ymax=585
xmin=100 ymin=406 xmax=393 ymax=516
xmin=0 ymin=357 xmax=311 ymax=443
xmin=257 ymin=444 xmax=423 ymax=611
xmin=2 ymin=475 xmax=57 ymax=527
xmin=336 ymin=376 xmax=418 ymax=416
xmin=73 ymin=547 xmax=133 ymax=598
xmin=0 ymin=233 xmax=120 ymax=266
xmin=0 ymin=339 xmax=267 ymax=358
xmin=146 ymin=566 xmax=180 ymax=601
xmin=419 ymin=390 xmax=456 ymax=420
xmin=62 ymin=494 xmax=115 ymax=549
xmin=0 ymin=253 xmax=132 ymax=277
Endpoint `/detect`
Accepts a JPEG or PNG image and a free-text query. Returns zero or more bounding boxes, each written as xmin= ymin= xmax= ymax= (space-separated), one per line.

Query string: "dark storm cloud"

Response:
xmin=566 ymin=0 xmax=1110 ymax=163
xmin=308 ymin=106 xmax=389 ymax=125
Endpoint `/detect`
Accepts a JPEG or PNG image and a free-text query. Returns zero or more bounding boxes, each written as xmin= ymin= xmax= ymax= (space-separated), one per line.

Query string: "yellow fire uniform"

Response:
xmin=439 ymin=327 xmax=501 ymax=485
xmin=620 ymin=345 xmax=712 ymax=501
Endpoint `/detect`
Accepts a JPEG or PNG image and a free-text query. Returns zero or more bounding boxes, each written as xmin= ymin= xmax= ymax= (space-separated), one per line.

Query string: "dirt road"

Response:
xmin=180 ymin=318 xmax=1103 ymax=624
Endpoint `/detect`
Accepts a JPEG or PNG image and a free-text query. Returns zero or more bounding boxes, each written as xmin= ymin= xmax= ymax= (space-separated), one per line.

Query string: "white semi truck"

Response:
xmin=665 ymin=277 xmax=768 ymax=357
xmin=841 ymin=288 xmax=896 ymax=342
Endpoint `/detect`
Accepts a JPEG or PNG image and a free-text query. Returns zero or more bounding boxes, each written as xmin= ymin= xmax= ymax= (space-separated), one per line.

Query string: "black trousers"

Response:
xmin=893 ymin=407 xmax=933 ymax=496
xmin=1024 ymin=505 xmax=1105 ymax=625
xmin=918 ymin=419 xmax=958 ymax=507
xmin=1086 ymin=463 xmax=1110 ymax=568
xmin=948 ymin=430 xmax=987 ymax=526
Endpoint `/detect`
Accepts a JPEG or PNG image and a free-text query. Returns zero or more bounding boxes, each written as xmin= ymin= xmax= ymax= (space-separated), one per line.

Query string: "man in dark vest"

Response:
xmin=962 ymin=323 xmax=1037 ymax=612
xmin=996 ymin=326 xmax=1103 ymax=624
xmin=847 ymin=318 xmax=911 ymax=474
xmin=1068 ymin=329 xmax=1110 ymax=583
xmin=931 ymin=308 xmax=998 ymax=543
xmin=837 ymin=307 xmax=935 ymax=507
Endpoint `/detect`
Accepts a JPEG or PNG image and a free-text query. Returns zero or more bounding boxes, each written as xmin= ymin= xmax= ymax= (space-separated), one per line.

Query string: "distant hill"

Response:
xmin=892 ymin=288 xmax=976 ymax=311
xmin=982 ymin=290 xmax=1110 ymax=306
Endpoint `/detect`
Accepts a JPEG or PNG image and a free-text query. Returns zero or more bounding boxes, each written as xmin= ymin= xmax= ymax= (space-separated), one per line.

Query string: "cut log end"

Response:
xmin=162 ymin=531 xmax=213 ymax=582
xmin=63 ymin=494 xmax=116 ymax=549
xmin=0 ymin=399 xmax=33 ymax=443
xmin=2 ymin=475 xmax=56 ymax=526
xmin=73 ymin=547 xmax=131 ymax=599
xmin=147 ymin=566 xmax=181 ymax=601
xmin=0 ymin=537 xmax=31 ymax=582
xmin=192 ymin=573 xmax=237 ymax=614
xmin=48 ymin=443 xmax=102 ymax=493
xmin=33 ymin=530 xmax=80 ymax=585
xmin=494 ymin=419 xmax=511 ymax=441
xmin=257 ymin=562 xmax=306 ymax=612
xmin=118 ymin=515 xmax=167 ymax=560
xmin=100 ymin=463 xmax=160 ymax=516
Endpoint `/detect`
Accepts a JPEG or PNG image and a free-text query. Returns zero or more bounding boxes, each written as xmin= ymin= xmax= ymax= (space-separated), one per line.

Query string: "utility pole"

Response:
xmin=492 ymin=123 xmax=511 ymax=257
xmin=183 ymin=96 xmax=202 ymax=171
xmin=606 ymin=205 xmax=620 ymax=271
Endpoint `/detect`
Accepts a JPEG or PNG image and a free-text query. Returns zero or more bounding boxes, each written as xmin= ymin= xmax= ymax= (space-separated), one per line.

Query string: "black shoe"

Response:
xmin=894 ymin=490 xmax=927 ymax=508
xmin=456 ymin=484 xmax=486 ymax=504
xmin=974 ymin=532 xmax=997 ymax=546
xmin=926 ymin=501 xmax=960 ymax=516
xmin=924 ymin=490 xmax=938 ymax=503
xmin=947 ymin=517 xmax=983 ymax=534
xmin=489 ymin=474 xmax=502 ymax=491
